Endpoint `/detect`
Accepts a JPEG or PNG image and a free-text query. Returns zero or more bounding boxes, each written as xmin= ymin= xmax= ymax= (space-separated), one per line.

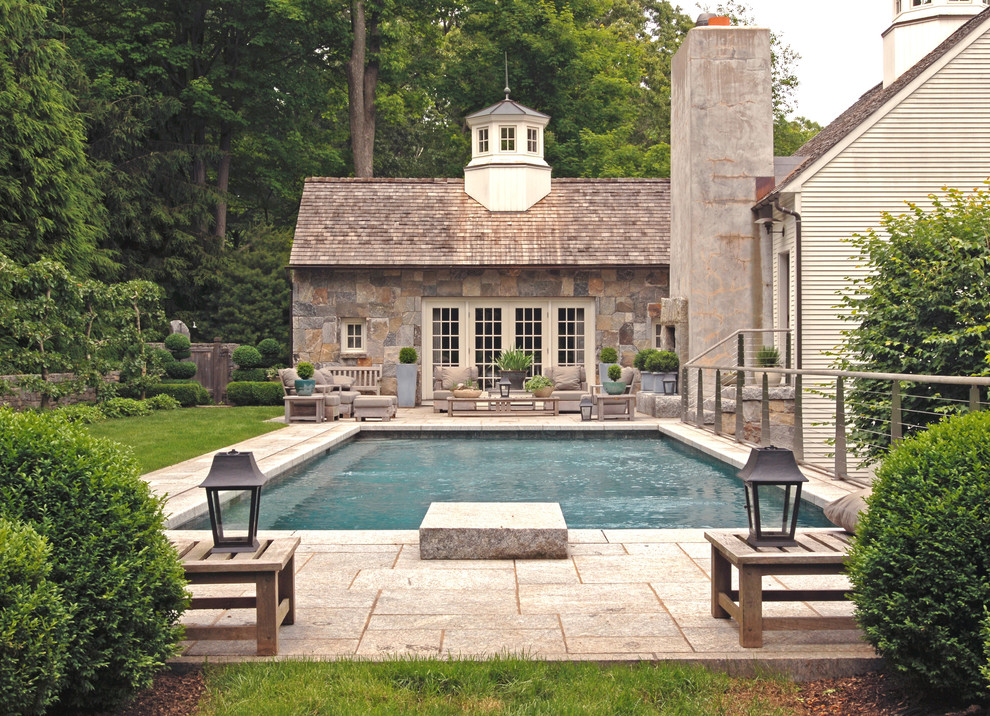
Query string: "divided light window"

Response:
xmin=527 ymin=127 xmax=539 ymax=153
xmin=557 ymin=308 xmax=585 ymax=366
xmin=500 ymin=126 xmax=515 ymax=151
xmin=342 ymin=320 xmax=365 ymax=354
xmin=477 ymin=128 xmax=489 ymax=154
xmin=432 ymin=307 xmax=460 ymax=366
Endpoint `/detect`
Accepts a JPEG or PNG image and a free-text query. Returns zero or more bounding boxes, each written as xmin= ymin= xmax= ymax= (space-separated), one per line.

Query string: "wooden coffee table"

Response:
xmin=448 ymin=394 xmax=560 ymax=417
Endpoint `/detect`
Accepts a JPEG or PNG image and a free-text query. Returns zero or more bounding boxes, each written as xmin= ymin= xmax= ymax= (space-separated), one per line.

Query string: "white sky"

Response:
xmin=683 ymin=1 xmax=893 ymax=125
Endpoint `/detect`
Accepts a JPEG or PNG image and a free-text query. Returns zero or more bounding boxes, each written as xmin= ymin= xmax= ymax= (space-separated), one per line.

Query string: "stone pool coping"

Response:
xmin=152 ymin=406 xmax=877 ymax=677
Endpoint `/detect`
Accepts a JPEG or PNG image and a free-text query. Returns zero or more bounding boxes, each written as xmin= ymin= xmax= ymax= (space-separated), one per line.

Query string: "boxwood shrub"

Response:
xmin=165 ymin=360 xmax=197 ymax=380
xmin=227 ymin=381 xmax=284 ymax=406
xmin=0 ymin=517 xmax=71 ymax=715
xmin=257 ymin=338 xmax=282 ymax=367
xmin=163 ymin=333 xmax=191 ymax=360
xmin=231 ymin=367 xmax=266 ymax=383
xmin=99 ymin=397 xmax=151 ymax=419
xmin=148 ymin=381 xmax=211 ymax=407
xmin=0 ymin=410 xmax=188 ymax=712
xmin=232 ymin=344 xmax=263 ymax=369
xmin=847 ymin=410 xmax=990 ymax=703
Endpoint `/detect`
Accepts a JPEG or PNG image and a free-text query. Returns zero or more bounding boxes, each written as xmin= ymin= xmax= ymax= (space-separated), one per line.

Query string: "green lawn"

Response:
xmin=86 ymin=406 xmax=285 ymax=474
xmin=196 ymin=659 xmax=799 ymax=715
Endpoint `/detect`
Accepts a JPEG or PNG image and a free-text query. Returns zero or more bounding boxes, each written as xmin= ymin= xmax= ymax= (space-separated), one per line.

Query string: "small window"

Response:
xmin=527 ymin=127 xmax=539 ymax=153
xmin=500 ymin=126 xmax=515 ymax=151
xmin=341 ymin=320 xmax=365 ymax=354
xmin=477 ymin=127 xmax=489 ymax=154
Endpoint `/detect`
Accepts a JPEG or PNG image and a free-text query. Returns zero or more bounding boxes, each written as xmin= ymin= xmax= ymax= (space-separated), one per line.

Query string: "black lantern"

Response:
xmin=738 ymin=446 xmax=808 ymax=548
xmin=662 ymin=377 xmax=678 ymax=395
xmin=498 ymin=376 xmax=512 ymax=398
xmin=199 ymin=449 xmax=267 ymax=553
xmin=579 ymin=395 xmax=593 ymax=421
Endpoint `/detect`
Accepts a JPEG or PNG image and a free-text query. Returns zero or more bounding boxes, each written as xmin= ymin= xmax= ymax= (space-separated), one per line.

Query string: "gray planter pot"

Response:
xmin=499 ymin=370 xmax=527 ymax=390
xmin=641 ymin=372 xmax=657 ymax=392
xmin=396 ymin=363 xmax=418 ymax=407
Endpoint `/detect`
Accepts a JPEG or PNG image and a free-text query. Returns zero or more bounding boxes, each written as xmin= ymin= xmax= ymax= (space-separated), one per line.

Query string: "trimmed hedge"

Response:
xmin=0 ymin=410 xmax=188 ymax=711
xmin=0 ymin=517 xmax=71 ymax=715
xmin=231 ymin=367 xmax=266 ymax=383
xmin=848 ymin=411 xmax=990 ymax=703
xmin=147 ymin=381 xmax=211 ymax=407
xmin=163 ymin=333 xmax=191 ymax=360
xmin=257 ymin=338 xmax=282 ymax=367
xmin=227 ymin=381 xmax=284 ymax=406
xmin=165 ymin=360 xmax=198 ymax=380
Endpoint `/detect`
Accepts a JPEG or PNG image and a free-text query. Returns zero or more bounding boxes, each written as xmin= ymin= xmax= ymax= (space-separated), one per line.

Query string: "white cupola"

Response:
xmin=464 ymin=92 xmax=551 ymax=212
xmin=883 ymin=0 xmax=989 ymax=86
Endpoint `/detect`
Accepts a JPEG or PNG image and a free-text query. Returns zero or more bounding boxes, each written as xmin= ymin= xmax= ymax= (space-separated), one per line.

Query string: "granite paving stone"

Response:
xmin=442 ymin=629 xmax=566 ymax=656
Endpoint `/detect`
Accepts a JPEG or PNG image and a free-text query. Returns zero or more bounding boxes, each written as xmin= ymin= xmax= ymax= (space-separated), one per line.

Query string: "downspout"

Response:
xmin=286 ymin=267 xmax=295 ymax=362
xmin=773 ymin=200 xmax=802 ymax=369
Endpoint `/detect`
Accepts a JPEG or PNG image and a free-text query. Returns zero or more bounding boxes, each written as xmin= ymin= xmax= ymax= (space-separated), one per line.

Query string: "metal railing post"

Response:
xmin=735 ymin=367 xmax=744 ymax=442
xmin=785 ymin=337 xmax=792 ymax=386
xmin=834 ymin=376 xmax=847 ymax=480
xmin=970 ymin=384 xmax=981 ymax=412
xmin=891 ymin=381 xmax=902 ymax=445
xmin=681 ymin=367 xmax=688 ymax=421
xmin=696 ymin=368 xmax=704 ymax=427
xmin=793 ymin=374 xmax=804 ymax=461
xmin=737 ymin=333 xmax=745 ymax=370
xmin=714 ymin=369 xmax=722 ymax=436
xmin=761 ymin=372 xmax=770 ymax=447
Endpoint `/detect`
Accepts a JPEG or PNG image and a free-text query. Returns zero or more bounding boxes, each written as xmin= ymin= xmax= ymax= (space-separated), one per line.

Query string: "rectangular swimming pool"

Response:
xmin=181 ymin=433 xmax=832 ymax=530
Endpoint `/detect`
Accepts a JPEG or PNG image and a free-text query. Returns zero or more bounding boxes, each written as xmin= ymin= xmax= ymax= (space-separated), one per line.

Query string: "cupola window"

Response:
xmin=477 ymin=128 xmax=489 ymax=154
xmin=527 ymin=127 xmax=539 ymax=153
xmin=500 ymin=126 xmax=515 ymax=151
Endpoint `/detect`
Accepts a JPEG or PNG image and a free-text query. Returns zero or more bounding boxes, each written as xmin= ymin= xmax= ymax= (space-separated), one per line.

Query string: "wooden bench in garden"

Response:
xmin=318 ymin=365 xmax=382 ymax=395
xmin=172 ymin=537 xmax=300 ymax=656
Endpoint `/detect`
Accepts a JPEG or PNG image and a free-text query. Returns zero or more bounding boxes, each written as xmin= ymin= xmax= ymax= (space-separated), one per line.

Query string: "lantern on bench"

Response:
xmin=200 ymin=449 xmax=268 ymax=553
xmin=738 ymin=446 xmax=808 ymax=548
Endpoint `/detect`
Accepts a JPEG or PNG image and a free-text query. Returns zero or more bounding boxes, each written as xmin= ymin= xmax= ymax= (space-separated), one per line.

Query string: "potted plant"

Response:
xmin=452 ymin=380 xmax=482 ymax=398
xmin=756 ymin=345 xmax=782 ymax=386
xmin=599 ymin=347 xmax=619 ymax=386
xmin=646 ymin=350 xmax=679 ymax=395
xmin=495 ymin=349 xmax=533 ymax=390
xmin=294 ymin=362 xmax=316 ymax=396
xmin=396 ymin=347 xmax=418 ymax=408
xmin=524 ymin=374 xmax=554 ymax=398
xmin=634 ymin=348 xmax=660 ymax=392
xmin=603 ymin=364 xmax=626 ymax=395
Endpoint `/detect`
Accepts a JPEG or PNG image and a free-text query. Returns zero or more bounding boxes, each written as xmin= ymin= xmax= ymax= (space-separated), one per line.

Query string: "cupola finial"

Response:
xmin=504 ymin=52 xmax=510 ymax=100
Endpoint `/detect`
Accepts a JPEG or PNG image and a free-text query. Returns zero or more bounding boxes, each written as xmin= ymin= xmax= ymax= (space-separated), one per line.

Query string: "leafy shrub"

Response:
xmin=633 ymin=348 xmax=658 ymax=371
xmin=0 ymin=517 xmax=71 ymax=715
xmin=296 ymin=361 xmax=315 ymax=380
xmin=151 ymin=347 xmax=174 ymax=365
xmin=607 ymin=364 xmax=622 ymax=381
xmin=847 ymin=411 xmax=990 ymax=703
xmin=399 ymin=347 xmax=418 ymax=364
xmin=524 ymin=375 xmax=553 ymax=391
xmin=599 ymin=347 xmax=618 ymax=364
xmin=256 ymin=338 xmax=282 ymax=367
xmin=646 ymin=350 xmax=679 ymax=373
xmin=756 ymin=345 xmax=780 ymax=368
xmin=231 ymin=368 xmax=266 ymax=383
xmin=0 ymin=410 xmax=188 ymax=711
xmin=227 ymin=381 xmax=284 ymax=406
xmin=145 ymin=394 xmax=180 ymax=411
xmin=52 ymin=403 xmax=106 ymax=424
xmin=165 ymin=360 xmax=197 ymax=379
xmin=147 ymin=381 xmax=210 ymax=407
xmin=232 ymin=345 xmax=263 ymax=369
xmin=494 ymin=349 xmax=532 ymax=371
xmin=163 ymin=333 xmax=191 ymax=360
xmin=99 ymin=397 xmax=151 ymax=419
xmin=983 ymin=614 xmax=990 ymax=690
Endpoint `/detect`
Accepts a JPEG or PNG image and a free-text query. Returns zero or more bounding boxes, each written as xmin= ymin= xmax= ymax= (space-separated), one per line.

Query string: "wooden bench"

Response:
xmin=705 ymin=530 xmax=856 ymax=647
xmin=172 ymin=537 xmax=300 ymax=656
xmin=318 ymin=365 xmax=382 ymax=395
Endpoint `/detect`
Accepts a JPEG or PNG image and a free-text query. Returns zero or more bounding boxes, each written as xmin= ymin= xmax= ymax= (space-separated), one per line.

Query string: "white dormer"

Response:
xmin=883 ymin=0 xmax=989 ymax=86
xmin=464 ymin=97 xmax=551 ymax=212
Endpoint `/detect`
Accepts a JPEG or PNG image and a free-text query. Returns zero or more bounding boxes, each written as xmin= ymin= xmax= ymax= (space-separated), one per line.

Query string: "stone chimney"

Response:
xmin=464 ymin=98 xmax=551 ymax=212
xmin=883 ymin=0 xmax=988 ymax=87
xmin=669 ymin=19 xmax=774 ymax=362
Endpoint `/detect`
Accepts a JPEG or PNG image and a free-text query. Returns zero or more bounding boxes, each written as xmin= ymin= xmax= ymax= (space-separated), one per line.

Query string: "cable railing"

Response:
xmin=682 ymin=332 xmax=990 ymax=484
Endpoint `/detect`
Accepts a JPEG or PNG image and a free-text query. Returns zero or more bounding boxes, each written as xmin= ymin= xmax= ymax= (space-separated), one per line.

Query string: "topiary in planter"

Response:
xmin=399 ymin=347 xmax=418 ymax=364
xmin=0 ymin=516 xmax=71 ymax=715
xmin=633 ymin=348 xmax=659 ymax=371
xmin=0 ymin=410 xmax=188 ymax=712
xmin=847 ymin=410 xmax=990 ymax=703
xmin=163 ymin=333 xmax=191 ymax=360
xmin=232 ymin=344 xmax=263 ymax=369
xmin=599 ymin=347 xmax=618 ymax=364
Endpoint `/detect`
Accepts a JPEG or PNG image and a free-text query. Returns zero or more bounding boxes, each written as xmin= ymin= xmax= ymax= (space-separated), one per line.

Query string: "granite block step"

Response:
xmin=419 ymin=502 xmax=568 ymax=560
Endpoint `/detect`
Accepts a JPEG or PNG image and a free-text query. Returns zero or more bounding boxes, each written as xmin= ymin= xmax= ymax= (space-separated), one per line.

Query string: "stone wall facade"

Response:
xmin=292 ymin=267 xmax=669 ymax=396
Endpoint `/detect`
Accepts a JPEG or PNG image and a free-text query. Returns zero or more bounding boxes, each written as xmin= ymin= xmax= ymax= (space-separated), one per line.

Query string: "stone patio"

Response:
xmin=150 ymin=406 xmax=878 ymax=679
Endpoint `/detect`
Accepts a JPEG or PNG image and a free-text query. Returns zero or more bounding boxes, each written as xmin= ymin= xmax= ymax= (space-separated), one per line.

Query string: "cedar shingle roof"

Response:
xmin=759 ymin=7 xmax=990 ymax=205
xmin=289 ymin=177 xmax=670 ymax=268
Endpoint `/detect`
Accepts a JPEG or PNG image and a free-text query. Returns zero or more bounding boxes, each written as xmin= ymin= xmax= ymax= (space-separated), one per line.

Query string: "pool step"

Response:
xmin=419 ymin=502 xmax=568 ymax=560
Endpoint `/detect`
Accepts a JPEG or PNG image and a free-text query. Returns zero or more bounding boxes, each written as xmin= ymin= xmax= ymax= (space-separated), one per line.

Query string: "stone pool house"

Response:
xmin=289 ymin=0 xmax=990 ymax=404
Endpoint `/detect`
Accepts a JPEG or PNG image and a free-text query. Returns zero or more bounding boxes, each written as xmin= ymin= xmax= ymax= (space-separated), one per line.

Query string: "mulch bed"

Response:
xmin=115 ymin=665 xmax=989 ymax=715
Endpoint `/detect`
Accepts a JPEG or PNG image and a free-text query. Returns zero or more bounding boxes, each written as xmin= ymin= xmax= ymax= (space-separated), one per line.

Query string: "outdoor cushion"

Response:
xmin=332 ymin=374 xmax=356 ymax=388
xmin=824 ymin=488 xmax=870 ymax=533
xmin=552 ymin=365 xmax=582 ymax=391
xmin=441 ymin=366 xmax=475 ymax=390
xmin=314 ymin=369 xmax=335 ymax=386
xmin=279 ymin=368 xmax=300 ymax=391
xmin=620 ymin=366 xmax=635 ymax=385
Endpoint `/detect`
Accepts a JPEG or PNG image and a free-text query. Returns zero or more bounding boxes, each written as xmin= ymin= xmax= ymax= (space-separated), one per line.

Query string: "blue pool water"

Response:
xmin=183 ymin=434 xmax=832 ymax=530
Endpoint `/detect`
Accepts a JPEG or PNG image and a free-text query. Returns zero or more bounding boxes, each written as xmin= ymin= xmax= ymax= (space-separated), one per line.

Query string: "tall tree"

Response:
xmin=0 ymin=0 xmax=110 ymax=277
